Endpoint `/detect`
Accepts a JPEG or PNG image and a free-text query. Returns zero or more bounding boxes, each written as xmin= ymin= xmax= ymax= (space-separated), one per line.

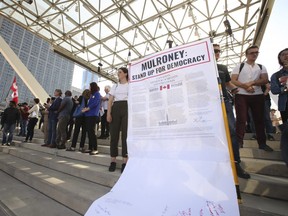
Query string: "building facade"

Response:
xmin=0 ymin=16 xmax=75 ymax=104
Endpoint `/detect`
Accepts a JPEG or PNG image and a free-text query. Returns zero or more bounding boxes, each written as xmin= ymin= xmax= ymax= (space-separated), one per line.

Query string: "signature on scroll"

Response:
xmin=177 ymin=207 xmax=192 ymax=216
xmin=174 ymin=201 xmax=225 ymax=216
xmin=96 ymin=204 xmax=111 ymax=215
xmin=200 ymin=201 xmax=225 ymax=216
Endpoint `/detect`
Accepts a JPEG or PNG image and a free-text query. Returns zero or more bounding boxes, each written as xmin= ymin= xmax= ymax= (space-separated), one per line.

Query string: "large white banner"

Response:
xmin=86 ymin=38 xmax=240 ymax=216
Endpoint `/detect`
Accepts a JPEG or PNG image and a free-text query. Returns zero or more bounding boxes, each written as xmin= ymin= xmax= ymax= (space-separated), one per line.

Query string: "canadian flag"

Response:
xmin=10 ymin=76 xmax=19 ymax=104
xmin=160 ymin=84 xmax=170 ymax=91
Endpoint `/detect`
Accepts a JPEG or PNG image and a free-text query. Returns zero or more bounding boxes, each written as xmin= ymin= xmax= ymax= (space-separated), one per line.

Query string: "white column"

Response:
xmin=0 ymin=35 xmax=49 ymax=104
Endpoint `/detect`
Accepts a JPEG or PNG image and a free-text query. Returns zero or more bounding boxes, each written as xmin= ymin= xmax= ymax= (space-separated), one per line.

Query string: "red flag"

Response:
xmin=10 ymin=76 xmax=19 ymax=104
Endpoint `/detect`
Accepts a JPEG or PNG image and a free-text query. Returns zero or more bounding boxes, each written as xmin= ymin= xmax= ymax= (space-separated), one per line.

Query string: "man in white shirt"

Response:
xmin=99 ymin=85 xmax=111 ymax=139
xmin=231 ymin=45 xmax=273 ymax=152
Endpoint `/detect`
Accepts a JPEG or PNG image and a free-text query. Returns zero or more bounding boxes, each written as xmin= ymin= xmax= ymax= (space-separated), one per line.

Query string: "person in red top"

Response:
xmin=18 ymin=102 xmax=29 ymax=137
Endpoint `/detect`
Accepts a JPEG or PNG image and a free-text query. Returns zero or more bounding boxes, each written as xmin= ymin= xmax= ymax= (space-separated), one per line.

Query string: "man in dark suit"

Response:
xmin=44 ymin=89 xmax=62 ymax=148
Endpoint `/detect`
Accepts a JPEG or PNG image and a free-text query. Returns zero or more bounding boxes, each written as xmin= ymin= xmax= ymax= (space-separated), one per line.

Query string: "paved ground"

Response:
xmin=239 ymin=206 xmax=284 ymax=216
xmin=0 ymin=170 xmax=81 ymax=216
xmin=0 ymin=200 xmax=16 ymax=216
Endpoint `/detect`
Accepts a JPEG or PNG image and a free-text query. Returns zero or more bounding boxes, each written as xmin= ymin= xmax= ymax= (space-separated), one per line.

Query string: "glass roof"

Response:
xmin=0 ymin=0 xmax=270 ymax=82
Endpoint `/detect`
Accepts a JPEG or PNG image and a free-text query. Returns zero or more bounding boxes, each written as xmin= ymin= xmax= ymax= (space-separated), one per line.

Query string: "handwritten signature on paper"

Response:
xmin=177 ymin=208 xmax=192 ymax=216
xmin=199 ymin=201 xmax=226 ymax=216
xmin=105 ymin=198 xmax=132 ymax=206
xmin=172 ymin=201 xmax=225 ymax=216
xmin=161 ymin=205 xmax=168 ymax=216
xmin=96 ymin=205 xmax=111 ymax=216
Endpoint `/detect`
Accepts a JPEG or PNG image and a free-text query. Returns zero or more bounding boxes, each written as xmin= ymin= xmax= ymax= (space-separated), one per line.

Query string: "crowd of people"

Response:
xmin=1 ymin=68 xmax=129 ymax=173
xmin=1 ymin=46 xmax=288 ymax=176
xmin=215 ymin=44 xmax=288 ymax=178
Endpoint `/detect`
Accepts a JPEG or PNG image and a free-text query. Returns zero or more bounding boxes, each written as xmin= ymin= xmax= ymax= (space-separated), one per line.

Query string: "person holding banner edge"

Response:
xmin=214 ymin=44 xmax=250 ymax=179
xmin=107 ymin=67 xmax=129 ymax=173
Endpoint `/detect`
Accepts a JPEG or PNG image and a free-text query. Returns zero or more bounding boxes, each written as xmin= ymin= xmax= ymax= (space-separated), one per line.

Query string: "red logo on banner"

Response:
xmin=160 ymin=84 xmax=170 ymax=91
xmin=10 ymin=76 xmax=19 ymax=104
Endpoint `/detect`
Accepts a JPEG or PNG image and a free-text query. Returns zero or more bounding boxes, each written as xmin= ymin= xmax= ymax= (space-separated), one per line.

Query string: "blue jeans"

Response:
xmin=47 ymin=118 xmax=58 ymax=145
xmin=225 ymin=100 xmax=240 ymax=163
xmin=2 ymin=123 xmax=16 ymax=144
xmin=19 ymin=119 xmax=28 ymax=136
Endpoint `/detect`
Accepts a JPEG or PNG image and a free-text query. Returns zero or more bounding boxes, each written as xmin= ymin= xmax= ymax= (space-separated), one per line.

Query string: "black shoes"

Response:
xmin=48 ymin=144 xmax=56 ymax=148
xmin=267 ymin=134 xmax=275 ymax=141
xmin=259 ymin=145 xmax=274 ymax=152
xmin=235 ymin=163 xmax=250 ymax=179
xmin=81 ymin=149 xmax=92 ymax=153
xmin=108 ymin=162 xmax=126 ymax=172
xmin=89 ymin=150 xmax=99 ymax=155
xmin=251 ymin=134 xmax=275 ymax=141
xmin=57 ymin=145 xmax=66 ymax=150
xmin=80 ymin=148 xmax=98 ymax=154
xmin=41 ymin=144 xmax=49 ymax=147
xmin=66 ymin=147 xmax=75 ymax=151
xmin=2 ymin=142 xmax=14 ymax=146
xmin=121 ymin=163 xmax=126 ymax=173
xmin=98 ymin=135 xmax=109 ymax=139
xmin=109 ymin=162 xmax=116 ymax=172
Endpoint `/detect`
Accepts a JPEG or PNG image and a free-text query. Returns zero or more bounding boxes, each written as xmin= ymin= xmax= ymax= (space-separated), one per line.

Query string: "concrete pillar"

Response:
xmin=0 ymin=35 xmax=49 ymax=104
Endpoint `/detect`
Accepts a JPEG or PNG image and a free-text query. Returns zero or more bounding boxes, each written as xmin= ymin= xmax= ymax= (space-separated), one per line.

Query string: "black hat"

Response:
xmin=9 ymin=101 xmax=16 ymax=106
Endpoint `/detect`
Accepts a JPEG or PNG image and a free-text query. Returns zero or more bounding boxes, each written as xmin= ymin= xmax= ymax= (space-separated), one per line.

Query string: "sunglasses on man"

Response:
xmin=248 ymin=51 xmax=260 ymax=55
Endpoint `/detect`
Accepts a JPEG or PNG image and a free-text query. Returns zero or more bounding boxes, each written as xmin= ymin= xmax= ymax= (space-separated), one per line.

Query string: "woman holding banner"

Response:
xmin=107 ymin=67 xmax=129 ymax=173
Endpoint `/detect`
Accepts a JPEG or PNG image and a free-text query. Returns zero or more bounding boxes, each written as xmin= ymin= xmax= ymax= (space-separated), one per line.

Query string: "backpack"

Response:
xmin=239 ymin=62 xmax=262 ymax=73
xmin=239 ymin=62 xmax=283 ymax=80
